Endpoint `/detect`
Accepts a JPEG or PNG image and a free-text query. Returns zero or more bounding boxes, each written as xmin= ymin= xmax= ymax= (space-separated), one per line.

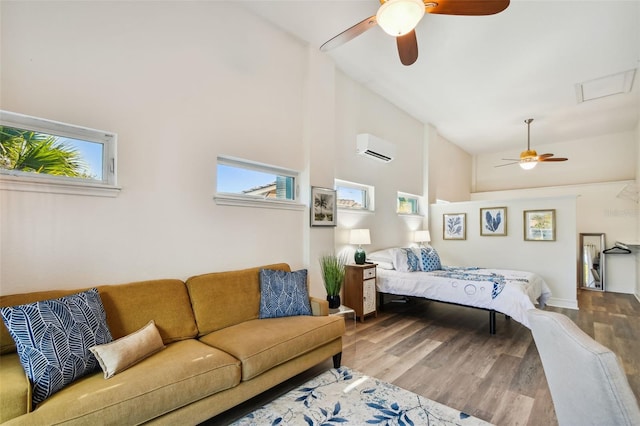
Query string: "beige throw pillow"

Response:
xmin=90 ymin=320 xmax=165 ymax=379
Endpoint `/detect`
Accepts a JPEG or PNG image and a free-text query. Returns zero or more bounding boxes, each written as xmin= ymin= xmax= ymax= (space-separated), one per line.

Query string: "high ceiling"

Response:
xmin=242 ymin=0 xmax=640 ymax=155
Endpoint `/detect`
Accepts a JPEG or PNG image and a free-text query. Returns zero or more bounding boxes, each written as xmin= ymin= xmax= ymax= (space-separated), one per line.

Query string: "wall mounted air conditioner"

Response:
xmin=356 ymin=133 xmax=396 ymax=163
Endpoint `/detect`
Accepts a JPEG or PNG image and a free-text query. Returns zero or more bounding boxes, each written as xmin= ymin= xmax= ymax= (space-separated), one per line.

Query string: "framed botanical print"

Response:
xmin=480 ymin=207 xmax=507 ymax=236
xmin=524 ymin=209 xmax=556 ymax=241
xmin=311 ymin=186 xmax=337 ymax=227
xmin=443 ymin=213 xmax=466 ymax=240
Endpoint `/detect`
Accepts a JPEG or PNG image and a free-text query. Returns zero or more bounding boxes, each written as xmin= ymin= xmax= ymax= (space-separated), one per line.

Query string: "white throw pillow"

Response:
xmin=90 ymin=320 xmax=165 ymax=379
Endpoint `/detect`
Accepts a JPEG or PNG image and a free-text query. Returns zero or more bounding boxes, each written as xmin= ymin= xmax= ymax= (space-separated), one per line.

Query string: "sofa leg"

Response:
xmin=333 ymin=352 xmax=342 ymax=368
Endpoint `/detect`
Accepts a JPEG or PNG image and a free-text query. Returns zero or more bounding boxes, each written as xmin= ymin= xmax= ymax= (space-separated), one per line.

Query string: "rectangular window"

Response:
xmin=0 ymin=110 xmax=118 ymax=196
xmin=336 ymin=179 xmax=374 ymax=211
xmin=397 ymin=192 xmax=421 ymax=215
xmin=215 ymin=156 xmax=302 ymax=210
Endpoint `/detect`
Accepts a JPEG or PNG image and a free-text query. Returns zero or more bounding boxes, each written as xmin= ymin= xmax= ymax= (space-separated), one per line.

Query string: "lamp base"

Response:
xmin=354 ymin=248 xmax=366 ymax=265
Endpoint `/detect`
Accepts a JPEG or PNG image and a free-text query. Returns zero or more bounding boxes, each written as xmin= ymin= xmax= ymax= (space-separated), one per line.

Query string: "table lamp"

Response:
xmin=350 ymin=229 xmax=371 ymax=265
xmin=414 ymin=230 xmax=431 ymax=247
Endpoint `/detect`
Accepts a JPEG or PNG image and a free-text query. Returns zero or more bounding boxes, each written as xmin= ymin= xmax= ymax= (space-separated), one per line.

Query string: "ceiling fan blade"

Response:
xmin=495 ymin=161 xmax=519 ymax=168
xmin=396 ymin=29 xmax=419 ymax=66
xmin=320 ymin=15 xmax=377 ymax=52
xmin=427 ymin=0 xmax=510 ymax=16
xmin=540 ymin=157 xmax=568 ymax=162
xmin=501 ymin=158 xmax=520 ymax=161
xmin=538 ymin=153 xmax=554 ymax=159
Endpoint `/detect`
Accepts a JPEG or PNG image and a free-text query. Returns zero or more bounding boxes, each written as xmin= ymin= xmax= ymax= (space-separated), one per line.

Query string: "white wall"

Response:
xmin=473 ymin=131 xmax=636 ymax=192
xmin=428 ymin=129 xmax=472 ymax=203
xmin=333 ymin=71 xmax=425 ymax=255
xmin=0 ymin=1 xmax=428 ymax=299
xmin=431 ymin=196 xmax=578 ymax=309
xmin=472 ymin=181 xmax=637 ymax=294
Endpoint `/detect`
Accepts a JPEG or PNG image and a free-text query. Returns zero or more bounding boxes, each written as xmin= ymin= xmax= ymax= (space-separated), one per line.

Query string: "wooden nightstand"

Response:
xmin=344 ymin=263 xmax=377 ymax=322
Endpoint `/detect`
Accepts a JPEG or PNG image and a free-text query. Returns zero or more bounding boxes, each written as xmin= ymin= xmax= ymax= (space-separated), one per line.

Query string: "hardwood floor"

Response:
xmin=205 ymin=290 xmax=640 ymax=425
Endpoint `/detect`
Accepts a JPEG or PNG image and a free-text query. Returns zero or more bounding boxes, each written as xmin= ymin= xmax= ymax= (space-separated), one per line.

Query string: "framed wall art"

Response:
xmin=311 ymin=186 xmax=337 ymax=227
xmin=480 ymin=207 xmax=507 ymax=236
xmin=524 ymin=209 xmax=556 ymax=241
xmin=443 ymin=213 xmax=466 ymax=240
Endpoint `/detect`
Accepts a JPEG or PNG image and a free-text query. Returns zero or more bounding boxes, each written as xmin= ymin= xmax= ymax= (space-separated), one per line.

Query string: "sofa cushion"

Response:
xmin=11 ymin=339 xmax=241 ymax=425
xmin=0 ymin=353 xmax=31 ymax=423
xmin=199 ymin=315 xmax=345 ymax=381
xmin=186 ymin=263 xmax=291 ymax=336
xmin=96 ymin=279 xmax=198 ymax=344
xmin=259 ymin=269 xmax=312 ymax=319
xmin=0 ymin=288 xmax=113 ymax=407
xmin=90 ymin=320 xmax=165 ymax=379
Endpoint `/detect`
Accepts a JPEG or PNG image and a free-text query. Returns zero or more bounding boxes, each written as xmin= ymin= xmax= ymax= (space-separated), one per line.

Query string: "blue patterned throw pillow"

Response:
xmin=259 ymin=269 xmax=312 ymax=319
xmin=419 ymin=246 xmax=442 ymax=272
xmin=0 ymin=288 xmax=113 ymax=406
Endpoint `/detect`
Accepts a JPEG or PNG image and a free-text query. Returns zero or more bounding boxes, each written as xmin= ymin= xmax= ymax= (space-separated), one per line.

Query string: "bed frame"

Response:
xmin=377 ymin=292 xmax=510 ymax=335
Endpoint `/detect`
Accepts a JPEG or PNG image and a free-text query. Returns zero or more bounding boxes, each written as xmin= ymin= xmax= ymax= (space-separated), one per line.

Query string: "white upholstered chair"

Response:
xmin=527 ymin=309 xmax=640 ymax=426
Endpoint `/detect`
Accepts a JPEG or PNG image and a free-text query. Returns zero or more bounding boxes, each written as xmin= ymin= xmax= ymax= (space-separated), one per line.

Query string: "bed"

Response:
xmin=369 ymin=247 xmax=552 ymax=334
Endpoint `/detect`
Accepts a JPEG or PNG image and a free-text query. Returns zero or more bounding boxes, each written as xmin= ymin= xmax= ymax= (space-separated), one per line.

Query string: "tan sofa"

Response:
xmin=0 ymin=263 xmax=345 ymax=425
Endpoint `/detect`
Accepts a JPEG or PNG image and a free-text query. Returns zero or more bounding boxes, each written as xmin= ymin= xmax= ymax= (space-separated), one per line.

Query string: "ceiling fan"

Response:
xmin=497 ymin=119 xmax=569 ymax=170
xmin=320 ymin=0 xmax=510 ymax=66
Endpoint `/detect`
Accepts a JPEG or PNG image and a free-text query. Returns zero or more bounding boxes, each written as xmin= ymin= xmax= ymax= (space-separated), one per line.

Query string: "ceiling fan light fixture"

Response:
xmin=519 ymin=159 xmax=537 ymax=170
xmin=376 ymin=0 xmax=426 ymax=36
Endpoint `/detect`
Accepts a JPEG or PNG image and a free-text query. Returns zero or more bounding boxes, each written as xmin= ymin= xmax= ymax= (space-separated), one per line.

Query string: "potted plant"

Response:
xmin=319 ymin=252 xmax=347 ymax=309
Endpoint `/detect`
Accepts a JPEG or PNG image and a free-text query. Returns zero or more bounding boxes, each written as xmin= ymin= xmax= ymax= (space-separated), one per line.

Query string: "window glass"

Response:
xmin=0 ymin=111 xmax=117 ymax=189
xmin=335 ymin=179 xmax=374 ymax=211
xmin=397 ymin=192 xmax=421 ymax=214
xmin=216 ymin=156 xmax=296 ymax=201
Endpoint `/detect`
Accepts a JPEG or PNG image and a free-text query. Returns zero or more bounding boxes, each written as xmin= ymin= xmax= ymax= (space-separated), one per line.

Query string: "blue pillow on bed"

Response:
xmin=392 ymin=248 xmax=421 ymax=272
xmin=419 ymin=246 xmax=442 ymax=272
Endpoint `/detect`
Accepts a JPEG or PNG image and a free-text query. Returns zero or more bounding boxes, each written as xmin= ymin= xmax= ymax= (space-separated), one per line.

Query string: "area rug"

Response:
xmin=230 ymin=367 xmax=493 ymax=425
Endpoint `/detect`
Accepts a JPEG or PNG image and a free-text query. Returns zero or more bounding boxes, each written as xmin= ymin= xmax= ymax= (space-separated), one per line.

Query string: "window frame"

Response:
xmin=0 ymin=110 xmax=119 ymax=197
xmin=214 ymin=155 xmax=303 ymax=211
xmin=397 ymin=191 xmax=422 ymax=216
xmin=335 ymin=179 xmax=375 ymax=212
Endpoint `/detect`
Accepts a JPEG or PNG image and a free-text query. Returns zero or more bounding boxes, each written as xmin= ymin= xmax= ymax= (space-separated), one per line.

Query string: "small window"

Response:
xmin=215 ymin=156 xmax=302 ymax=210
xmin=0 ymin=110 xmax=118 ymax=196
xmin=397 ymin=192 xmax=421 ymax=215
xmin=336 ymin=179 xmax=374 ymax=211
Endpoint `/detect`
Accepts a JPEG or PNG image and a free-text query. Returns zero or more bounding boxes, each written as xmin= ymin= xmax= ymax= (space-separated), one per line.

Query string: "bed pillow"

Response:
xmin=391 ymin=248 xmax=421 ymax=272
xmin=0 ymin=288 xmax=112 ymax=406
xmin=366 ymin=248 xmax=395 ymax=264
xmin=419 ymin=246 xmax=442 ymax=272
xmin=373 ymin=261 xmax=394 ymax=270
xmin=259 ymin=269 xmax=312 ymax=319
xmin=90 ymin=320 xmax=165 ymax=379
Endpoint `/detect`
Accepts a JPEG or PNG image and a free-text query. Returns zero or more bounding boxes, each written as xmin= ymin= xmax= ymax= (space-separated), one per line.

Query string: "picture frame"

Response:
xmin=524 ymin=209 xmax=556 ymax=241
xmin=443 ymin=213 xmax=466 ymax=240
xmin=480 ymin=207 xmax=507 ymax=236
xmin=311 ymin=186 xmax=337 ymax=227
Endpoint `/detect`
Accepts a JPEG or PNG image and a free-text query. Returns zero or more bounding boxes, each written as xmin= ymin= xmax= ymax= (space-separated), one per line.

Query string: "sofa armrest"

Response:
xmin=309 ymin=297 xmax=328 ymax=316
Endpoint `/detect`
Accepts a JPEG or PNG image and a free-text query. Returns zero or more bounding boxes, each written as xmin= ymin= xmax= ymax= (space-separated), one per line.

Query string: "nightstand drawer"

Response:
xmin=363 ymin=267 xmax=376 ymax=280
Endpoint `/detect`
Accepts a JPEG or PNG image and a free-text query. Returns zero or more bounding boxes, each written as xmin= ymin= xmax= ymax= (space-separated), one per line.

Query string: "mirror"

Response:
xmin=580 ymin=233 xmax=605 ymax=291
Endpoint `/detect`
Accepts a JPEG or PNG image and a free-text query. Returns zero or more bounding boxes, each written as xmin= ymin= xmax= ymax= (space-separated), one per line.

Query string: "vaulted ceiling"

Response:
xmin=243 ymin=0 xmax=640 ymax=155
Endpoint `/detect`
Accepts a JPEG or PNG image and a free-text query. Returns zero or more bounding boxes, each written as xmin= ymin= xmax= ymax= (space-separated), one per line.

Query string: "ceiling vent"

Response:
xmin=356 ymin=133 xmax=396 ymax=163
xmin=575 ymin=69 xmax=636 ymax=103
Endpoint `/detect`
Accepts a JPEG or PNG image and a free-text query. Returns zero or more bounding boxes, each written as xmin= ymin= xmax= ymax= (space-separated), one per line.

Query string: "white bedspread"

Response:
xmin=376 ymin=267 xmax=552 ymax=328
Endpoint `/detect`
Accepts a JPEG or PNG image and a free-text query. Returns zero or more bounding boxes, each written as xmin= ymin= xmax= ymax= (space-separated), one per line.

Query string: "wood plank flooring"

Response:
xmin=204 ymin=290 xmax=640 ymax=425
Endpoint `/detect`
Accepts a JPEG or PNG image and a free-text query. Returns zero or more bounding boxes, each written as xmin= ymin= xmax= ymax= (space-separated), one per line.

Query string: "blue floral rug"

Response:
xmin=230 ymin=367 xmax=493 ymax=425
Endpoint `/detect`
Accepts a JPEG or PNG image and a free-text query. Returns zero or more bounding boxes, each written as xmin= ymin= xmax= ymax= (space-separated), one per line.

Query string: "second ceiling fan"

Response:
xmin=320 ymin=0 xmax=510 ymax=66
xmin=497 ymin=119 xmax=569 ymax=170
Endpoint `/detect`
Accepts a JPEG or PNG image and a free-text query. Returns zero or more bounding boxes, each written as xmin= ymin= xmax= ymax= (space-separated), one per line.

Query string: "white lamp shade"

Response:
xmin=376 ymin=0 xmax=426 ymax=36
xmin=414 ymin=230 xmax=431 ymax=243
xmin=349 ymin=229 xmax=371 ymax=245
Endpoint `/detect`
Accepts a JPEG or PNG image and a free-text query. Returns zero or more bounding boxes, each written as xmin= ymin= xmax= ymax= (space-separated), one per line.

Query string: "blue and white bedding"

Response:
xmin=376 ymin=267 xmax=551 ymax=328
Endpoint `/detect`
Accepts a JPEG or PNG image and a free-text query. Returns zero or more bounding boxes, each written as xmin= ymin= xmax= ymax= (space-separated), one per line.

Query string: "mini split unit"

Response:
xmin=356 ymin=133 xmax=396 ymax=163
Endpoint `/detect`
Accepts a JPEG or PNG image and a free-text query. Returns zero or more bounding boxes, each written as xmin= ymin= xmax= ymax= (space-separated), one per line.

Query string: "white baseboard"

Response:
xmin=545 ymin=297 xmax=579 ymax=310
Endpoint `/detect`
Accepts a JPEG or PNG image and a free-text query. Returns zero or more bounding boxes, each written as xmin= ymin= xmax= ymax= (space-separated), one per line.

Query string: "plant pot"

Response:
xmin=327 ymin=294 xmax=341 ymax=309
